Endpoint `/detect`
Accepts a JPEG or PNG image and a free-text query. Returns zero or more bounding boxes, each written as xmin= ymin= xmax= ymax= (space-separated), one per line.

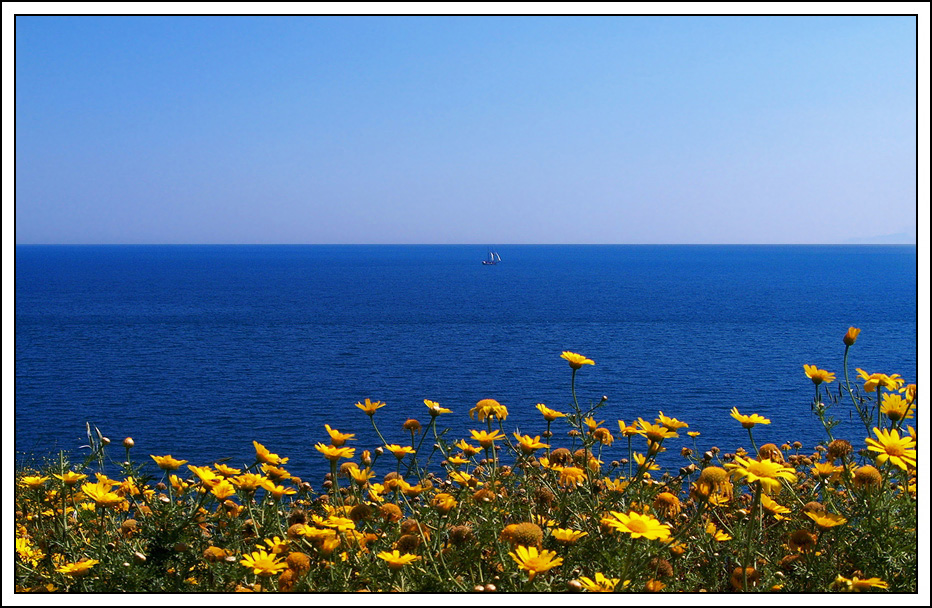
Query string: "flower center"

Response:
xmin=626 ymin=520 xmax=648 ymax=533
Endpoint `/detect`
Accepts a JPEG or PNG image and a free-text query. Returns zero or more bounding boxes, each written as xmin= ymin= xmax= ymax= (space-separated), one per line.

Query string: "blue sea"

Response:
xmin=14 ymin=245 xmax=917 ymax=483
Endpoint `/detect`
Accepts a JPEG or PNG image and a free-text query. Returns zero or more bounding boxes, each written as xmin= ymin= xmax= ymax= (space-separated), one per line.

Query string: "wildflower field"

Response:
xmin=14 ymin=327 xmax=918 ymax=593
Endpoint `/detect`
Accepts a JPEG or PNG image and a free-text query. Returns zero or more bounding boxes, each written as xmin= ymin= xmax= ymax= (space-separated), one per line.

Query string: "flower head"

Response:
xmin=54 ymin=471 xmax=88 ymax=487
xmin=324 ymin=424 xmax=355 ymax=447
xmin=19 ymin=475 xmax=50 ymax=489
xmin=252 ymin=441 xmax=288 ymax=466
xmin=843 ymin=326 xmax=861 ymax=346
xmin=551 ymin=528 xmax=588 ymax=544
xmin=805 ymin=511 xmax=847 ymax=529
xmin=634 ymin=418 xmax=679 ymax=442
xmin=377 ymin=549 xmax=421 ymax=571
xmin=81 ymin=481 xmax=125 ymax=508
xmin=856 ymin=369 xmax=904 ymax=392
xmin=315 ymin=443 xmax=355 ymax=462
xmin=56 ymin=559 xmax=99 ymax=577
xmin=384 ymin=444 xmax=416 ymax=460
xmin=151 ymin=455 xmax=188 ymax=471
xmin=240 ymin=550 xmax=288 ymax=576
xmin=727 ymin=456 xmax=797 ymax=493
xmin=729 ymin=407 xmax=770 ymax=429
xmin=656 ymin=411 xmax=689 ymax=430
xmin=355 ymin=398 xmax=386 ymax=415
xmin=865 ymin=427 xmax=916 ymax=471
xmin=601 ymin=511 xmax=671 ymax=541
xmin=470 ymin=399 xmax=508 ymax=422
xmin=469 ymin=429 xmax=505 ymax=449
xmin=833 ymin=575 xmax=889 ymax=592
xmin=536 ymin=403 xmax=566 ymax=421
xmin=579 ymin=572 xmax=624 ymax=592
xmin=424 ymin=399 xmax=452 ymax=416
xmin=561 ymin=351 xmax=594 ymax=369
xmin=509 ymin=545 xmax=563 ymax=581
xmin=558 ymin=466 xmax=587 ymax=488
xmin=513 ymin=432 xmax=549 ymax=455
xmin=804 ymin=364 xmax=836 ymax=385
xmin=880 ymin=393 xmax=915 ymax=422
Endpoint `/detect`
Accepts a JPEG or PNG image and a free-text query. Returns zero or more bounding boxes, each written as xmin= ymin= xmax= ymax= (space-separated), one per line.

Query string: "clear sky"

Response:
xmin=12 ymin=14 xmax=921 ymax=244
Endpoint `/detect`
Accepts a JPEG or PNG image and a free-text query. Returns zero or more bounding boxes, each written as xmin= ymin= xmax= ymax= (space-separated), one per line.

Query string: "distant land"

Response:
xmin=842 ymin=232 xmax=917 ymax=245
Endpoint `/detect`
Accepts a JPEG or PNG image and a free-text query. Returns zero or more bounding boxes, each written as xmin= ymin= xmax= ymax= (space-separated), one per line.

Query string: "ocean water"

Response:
xmin=14 ymin=245 xmax=917 ymax=483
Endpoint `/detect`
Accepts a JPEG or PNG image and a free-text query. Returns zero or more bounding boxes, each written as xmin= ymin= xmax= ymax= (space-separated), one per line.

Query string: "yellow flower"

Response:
xmin=843 ymin=326 xmax=861 ymax=346
xmin=617 ymin=420 xmax=639 ymax=437
xmin=729 ymin=407 xmax=770 ymax=428
xmin=811 ymin=461 xmax=844 ymax=482
xmin=377 ymin=549 xmax=421 ymax=571
xmin=855 ymin=369 xmax=904 ymax=392
xmin=187 ymin=465 xmax=221 ymax=487
xmin=687 ymin=431 xmax=701 ymax=438
xmin=583 ymin=416 xmax=604 ymax=432
xmin=315 ymin=443 xmax=355 ymax=462
xmin=355 ymin=397 xmax=386 ymax=415
xmin=424 ymin=399 xmax=452 ymax=416
xmin=705 ymin=520 xmax=732 ymax=541
xmin=633 ymin=452 xmax=660 ymax=472
xmin=19 ymin=475 xmax=50 ymax=489
xmin=634 ymin=418 xmax=679 ymax=442
xmin=453 ymin=439 xmax=482 ymax=456
xmin=579 ymin=572 xmax=624 ymax=592
xmin=655 ymin=411 xmax=689 ymax=430
xmin=260 ymin=463 xmax=291 ymax=481
xmin=536 ymin=403 xmax=566 ymax=421
xmin=513 ymin=432 xmax=549 ymax=455
xmin=80 ymin=481 xmax=125 ymax=508
xmin=880 ymin=393 xmax=914 ymax=422
xmin=760 ymin=494 xmax=791 ymax=519
xmin=601 ymin=511 xmax=671 ymax=541
xmin=211 ymin=480 xmax=236 ymax=500
xmin=899 ymin=383 xmax=917 ymax=404
xmin=55 ymin=559 xmax=99 ymax=577
xmin=804 ymin=364 xmax=836 ymax=385
xmin=256 ymin=536 xmax=289 ymax=554
xmin=470 ymin=399 xmax=508 ymax=421
xmin=151 ymin=455 xmax=188 ymax=470
xmin=834 ymin=575 xmax=889 ymax=592
xmin=349 ymin=467 xmax=375 ymax=486
xmin=469 ymin=429 xmax=505 ymax=449
xmin=240 ymin=550 xmax=288 ymax=576
xmin=805 ymin=511 xmax=847 ymax=529
xmin=448 ymin=471 xmax=475 ymax=487
xmin=727 ymin=456 xmax=797 ymax=493
xmin=430 ymin=492 xmax=458 ymax=515
xmin=262 ymin=482 xmax=297 ymax=500
xmin=384 ymin=444 xmax=416 ymax=459
xmin=325 ymin=424 xmax=355 ymax=447
xmin=558 ymin=466 xmax=587 ymax=488
xmin=652 ymin=492 xmax=682 ymax=519
xmin=252 ymin=441 xmax=288 ymax=465
xmin=509 ymin=545 xmax=563 ymax=581
xmin=213 ymin=463 xmax=242 ymax=477
xmin=865 ymin=427 xmax=916 ymax=471
xmin=561 ymin=351 xmax=594 ymax=369
xmin=231 ymin=473 xmax=269 ymax=492
xmin=551 ymin=528 xmax=588 ymax=544
xmin=54 ymin=471 xmax=88 ymax=486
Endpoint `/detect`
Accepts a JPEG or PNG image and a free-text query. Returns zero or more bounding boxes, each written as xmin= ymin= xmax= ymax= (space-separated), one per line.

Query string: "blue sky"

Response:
xmin=13 ymin=15 xmax=920 ymax=244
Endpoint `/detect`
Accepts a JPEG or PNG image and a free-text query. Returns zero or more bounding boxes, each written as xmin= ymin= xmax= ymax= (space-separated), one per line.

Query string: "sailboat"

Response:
xmin=481 ymin=248 xmax=502 ymax=265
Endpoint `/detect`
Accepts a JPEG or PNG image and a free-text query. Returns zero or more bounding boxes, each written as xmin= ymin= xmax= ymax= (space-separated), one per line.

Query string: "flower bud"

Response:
xmin=123 ymin=437 xmax=134 ymax=448
xmin=843 ymin=326 xmax=860 ymax=346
